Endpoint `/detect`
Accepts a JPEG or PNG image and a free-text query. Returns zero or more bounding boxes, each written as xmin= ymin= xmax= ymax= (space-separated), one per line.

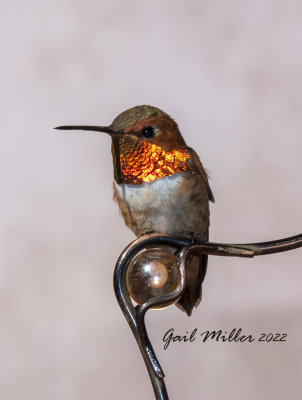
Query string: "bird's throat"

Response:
xmin=112 ymin=137 xmax=190 ymax=185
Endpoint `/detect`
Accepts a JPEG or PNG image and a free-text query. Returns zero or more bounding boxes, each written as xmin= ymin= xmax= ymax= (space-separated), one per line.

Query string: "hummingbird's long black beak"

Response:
xmin=54 ymin=125 xmax=122 ymax=135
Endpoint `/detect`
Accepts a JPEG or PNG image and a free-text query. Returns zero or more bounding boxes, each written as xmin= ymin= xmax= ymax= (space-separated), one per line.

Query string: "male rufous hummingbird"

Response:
xmin=56 ymin=105 xmax=214 ymax=316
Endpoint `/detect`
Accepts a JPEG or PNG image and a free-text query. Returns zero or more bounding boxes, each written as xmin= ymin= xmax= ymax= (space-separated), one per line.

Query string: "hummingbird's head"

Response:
xmin=107 ymin=105 xmax=186 ymax=150
xmin=55 ymin=105 xmax=190 ymax=184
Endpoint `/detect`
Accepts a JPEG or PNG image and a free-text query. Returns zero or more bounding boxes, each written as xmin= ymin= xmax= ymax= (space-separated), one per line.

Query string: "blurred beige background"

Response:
xmin=1 ymin=1 xmax=302 ymax=399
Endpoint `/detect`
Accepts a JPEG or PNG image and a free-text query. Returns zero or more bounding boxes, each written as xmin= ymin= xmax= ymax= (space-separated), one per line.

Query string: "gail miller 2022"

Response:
xmin=162 ymin=328 xmax=287 ymax=349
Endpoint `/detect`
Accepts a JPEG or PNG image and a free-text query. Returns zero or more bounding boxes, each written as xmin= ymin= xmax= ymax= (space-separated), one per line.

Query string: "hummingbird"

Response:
xmin=56 ymin=105 xmax=214 ymax=316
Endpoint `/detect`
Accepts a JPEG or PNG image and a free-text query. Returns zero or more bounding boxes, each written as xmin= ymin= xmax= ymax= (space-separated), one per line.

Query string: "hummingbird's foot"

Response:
xmin=142 ymin=231 xmax=156 ymax=236
xmin=188 ymin=232 xmax=202 ymax=243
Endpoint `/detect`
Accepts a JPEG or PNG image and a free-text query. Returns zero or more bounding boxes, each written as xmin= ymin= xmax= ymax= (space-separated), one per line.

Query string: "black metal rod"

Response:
xmin=237 ymin=233 xmax=302 ymax=255
xmin=113 ymin=232 xmax=302 ymax=399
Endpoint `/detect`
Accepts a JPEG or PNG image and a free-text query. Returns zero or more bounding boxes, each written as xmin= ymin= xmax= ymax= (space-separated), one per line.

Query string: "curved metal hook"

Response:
xmin=113 ymin=236 xmax=191 ymax=399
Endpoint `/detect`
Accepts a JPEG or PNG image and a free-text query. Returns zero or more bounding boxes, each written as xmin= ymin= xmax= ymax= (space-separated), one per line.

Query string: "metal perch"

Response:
xmin=113 ymin=233 xmax=302 ymax=400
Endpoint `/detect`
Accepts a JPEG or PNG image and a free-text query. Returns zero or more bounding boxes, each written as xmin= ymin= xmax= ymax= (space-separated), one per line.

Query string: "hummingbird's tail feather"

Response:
xmin=176 ymin=253 xmax=208 ymax=317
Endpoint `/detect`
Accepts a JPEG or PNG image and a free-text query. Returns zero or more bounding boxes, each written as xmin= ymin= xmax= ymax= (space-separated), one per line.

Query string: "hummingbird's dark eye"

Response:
xmin=141 ymin=126 xmax=155 ymax=138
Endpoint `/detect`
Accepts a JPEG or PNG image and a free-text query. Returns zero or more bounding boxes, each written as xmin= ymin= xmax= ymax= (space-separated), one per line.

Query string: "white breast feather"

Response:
xmin=113 ymin=173 xmax=206 ymax=236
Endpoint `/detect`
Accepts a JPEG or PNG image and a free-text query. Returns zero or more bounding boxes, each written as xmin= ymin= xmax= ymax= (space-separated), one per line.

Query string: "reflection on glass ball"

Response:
xmin=126 ymin=247 xmax=179 ymax=308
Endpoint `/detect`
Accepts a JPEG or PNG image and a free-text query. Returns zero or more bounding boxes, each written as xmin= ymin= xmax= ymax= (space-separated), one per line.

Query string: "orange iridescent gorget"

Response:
xmin=119 ymin=138 xmax=190 ymax=184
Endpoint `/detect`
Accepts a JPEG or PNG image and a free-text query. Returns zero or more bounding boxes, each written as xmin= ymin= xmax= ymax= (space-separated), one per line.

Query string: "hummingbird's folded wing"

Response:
xmin=187 ymin=147 xmax=215 ymax=203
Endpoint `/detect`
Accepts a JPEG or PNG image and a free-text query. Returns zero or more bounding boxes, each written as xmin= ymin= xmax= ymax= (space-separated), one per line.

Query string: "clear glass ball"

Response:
xmin=126 ymin=247 xmax=179 ymax=308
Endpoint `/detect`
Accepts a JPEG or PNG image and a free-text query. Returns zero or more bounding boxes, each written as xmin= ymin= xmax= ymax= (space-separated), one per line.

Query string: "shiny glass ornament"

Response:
xmin=126 ymin=247 xmax=179 ymax=308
